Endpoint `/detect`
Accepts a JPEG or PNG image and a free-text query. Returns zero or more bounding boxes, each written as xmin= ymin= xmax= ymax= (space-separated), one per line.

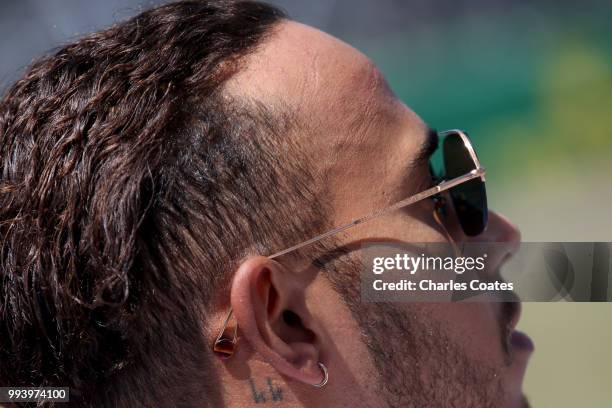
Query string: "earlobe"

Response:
xmin=230 ymin=255 xmax=327 ymax=387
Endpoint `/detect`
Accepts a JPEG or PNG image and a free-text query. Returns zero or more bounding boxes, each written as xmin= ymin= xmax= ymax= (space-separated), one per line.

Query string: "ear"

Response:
xmin=230 ymin=255 xmax=324 ymax=386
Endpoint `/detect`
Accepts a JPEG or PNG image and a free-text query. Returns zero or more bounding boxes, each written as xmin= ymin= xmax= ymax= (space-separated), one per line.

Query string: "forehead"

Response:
xmin=225 ymin=21 xmax=399 ymax=131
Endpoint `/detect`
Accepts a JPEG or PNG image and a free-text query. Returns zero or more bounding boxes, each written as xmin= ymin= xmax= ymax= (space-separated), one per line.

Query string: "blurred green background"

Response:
xmin=354 ymin=3 xmax=612 ymax=242
xmin=1 ymin=1 xmax=611 ymax=406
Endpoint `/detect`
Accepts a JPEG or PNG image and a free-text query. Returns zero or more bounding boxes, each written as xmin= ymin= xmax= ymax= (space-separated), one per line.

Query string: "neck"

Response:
xmin=217 ymin=358 xmax=305 ymax=407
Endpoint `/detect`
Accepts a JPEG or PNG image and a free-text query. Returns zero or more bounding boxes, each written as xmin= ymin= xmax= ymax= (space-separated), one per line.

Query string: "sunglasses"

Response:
xmin=431 ymin=129 xmax=488 ymax=237
xmin=213 ymin=129 xmax=488 ymax=358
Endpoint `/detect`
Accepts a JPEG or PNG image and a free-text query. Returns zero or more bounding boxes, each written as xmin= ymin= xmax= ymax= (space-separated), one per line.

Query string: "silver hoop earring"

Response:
xmin=313 ymin=362 xmax=329 ymax=388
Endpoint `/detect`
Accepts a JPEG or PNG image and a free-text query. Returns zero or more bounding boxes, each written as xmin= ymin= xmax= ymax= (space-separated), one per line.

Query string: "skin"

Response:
xmin=213 ymin=21 xmax=530 ymax=407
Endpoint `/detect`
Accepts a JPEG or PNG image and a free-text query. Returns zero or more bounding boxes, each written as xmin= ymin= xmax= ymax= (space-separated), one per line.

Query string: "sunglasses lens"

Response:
xmin=443 ymin=132 xmax=488 ymax=236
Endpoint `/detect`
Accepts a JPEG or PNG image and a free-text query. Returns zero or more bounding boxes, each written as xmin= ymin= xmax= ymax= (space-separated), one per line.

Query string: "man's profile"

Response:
xmin=0 ymin=1 xmax=532 ymax=407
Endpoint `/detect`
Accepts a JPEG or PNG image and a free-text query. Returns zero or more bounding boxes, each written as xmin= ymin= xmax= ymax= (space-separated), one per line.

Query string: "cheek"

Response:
xmin=427 ymin=303 xmax=505 ymax=365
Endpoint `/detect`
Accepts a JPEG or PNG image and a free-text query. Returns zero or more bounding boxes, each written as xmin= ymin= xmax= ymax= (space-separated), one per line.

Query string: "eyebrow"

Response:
xmin=411 ymin=127 xmax=439 ymax=169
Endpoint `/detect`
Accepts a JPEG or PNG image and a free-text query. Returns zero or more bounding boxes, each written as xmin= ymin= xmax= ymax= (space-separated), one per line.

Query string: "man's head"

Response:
xmin=0 ymin=1 xmax=530 ymax=407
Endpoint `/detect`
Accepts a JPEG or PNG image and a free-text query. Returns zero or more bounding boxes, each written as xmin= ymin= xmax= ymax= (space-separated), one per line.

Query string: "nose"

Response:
xmin=468 ymin=210 xmax=521 ymax=269
xmin=479 ymin=211 xmax=521 ymax=245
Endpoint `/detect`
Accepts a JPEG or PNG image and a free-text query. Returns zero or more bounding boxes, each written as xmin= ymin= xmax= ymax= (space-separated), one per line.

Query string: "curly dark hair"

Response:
xmin=0 ymin=1 xmax=325 ymax=406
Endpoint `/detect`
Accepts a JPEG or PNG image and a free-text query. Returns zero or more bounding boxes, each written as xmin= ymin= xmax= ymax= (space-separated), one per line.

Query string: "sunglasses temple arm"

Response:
xmin=268 ymin=168 xmax=485 ymax=259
